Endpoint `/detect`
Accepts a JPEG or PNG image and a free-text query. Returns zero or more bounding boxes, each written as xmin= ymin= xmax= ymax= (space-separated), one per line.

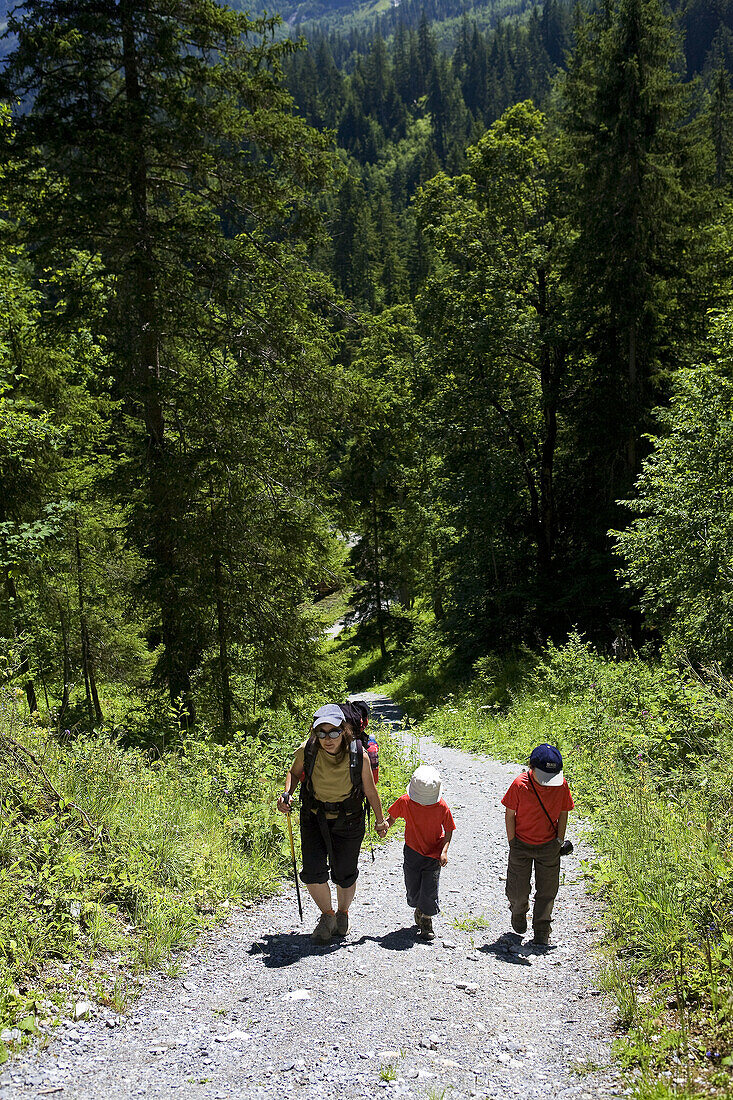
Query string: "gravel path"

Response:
xmin=0 ymin=694 xmax=623 ymax=1100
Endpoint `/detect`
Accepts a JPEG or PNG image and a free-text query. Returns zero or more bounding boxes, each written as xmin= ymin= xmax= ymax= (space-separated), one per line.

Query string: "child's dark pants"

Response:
xmin=505 ymin=837 xmax=561 ymax=937
xmin=403 ymin=843 xmax=441 ymax=917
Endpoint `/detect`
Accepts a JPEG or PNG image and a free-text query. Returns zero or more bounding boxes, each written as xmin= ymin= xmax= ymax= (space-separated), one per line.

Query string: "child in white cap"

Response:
xmin=385 ymin=765 xmax=456 ymax=940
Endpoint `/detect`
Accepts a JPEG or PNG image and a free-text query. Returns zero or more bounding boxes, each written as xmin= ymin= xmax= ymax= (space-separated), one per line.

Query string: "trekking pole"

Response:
xmin=285 ymin=799 xmax=303 ymax=923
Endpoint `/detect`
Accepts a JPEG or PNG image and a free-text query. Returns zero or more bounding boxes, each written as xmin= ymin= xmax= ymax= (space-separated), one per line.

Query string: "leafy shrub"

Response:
xmin=423 ymin=637 xmax=733 ymax=1091
xmin=0 ymin=670 xmax=414 ymax=1045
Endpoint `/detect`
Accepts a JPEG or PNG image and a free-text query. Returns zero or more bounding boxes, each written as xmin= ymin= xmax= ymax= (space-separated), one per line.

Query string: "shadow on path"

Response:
xmin=479 ymin=935 xmax=557 ymax=968
xmin=249 ymin=926 xmax=421 ymax=968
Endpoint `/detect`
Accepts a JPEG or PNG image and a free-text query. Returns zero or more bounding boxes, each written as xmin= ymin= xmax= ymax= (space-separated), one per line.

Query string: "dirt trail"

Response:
xmin=0 ymin=694 xmax=622 ymax=1100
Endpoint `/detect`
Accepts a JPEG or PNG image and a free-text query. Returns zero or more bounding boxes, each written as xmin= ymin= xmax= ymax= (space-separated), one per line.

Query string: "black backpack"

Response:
xmin=301 ymin=736 xmax=366 ymax=817
xmin=342 ymin=700 xmax=379 ymax=781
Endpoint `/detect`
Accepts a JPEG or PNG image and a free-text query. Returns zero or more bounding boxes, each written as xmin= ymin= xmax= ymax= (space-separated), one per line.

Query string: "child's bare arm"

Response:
xmin=504 ymin=807 xmax=516 ymax=841
xmin=557 ymin=810 xmax=568 ymax=841
xmin=440 ymin=827 xmax=455 ymax=867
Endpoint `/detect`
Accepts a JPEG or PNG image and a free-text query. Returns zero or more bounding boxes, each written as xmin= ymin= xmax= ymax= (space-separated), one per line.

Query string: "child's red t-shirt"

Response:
xmin=501 ymin=771 xmax=574 ymax=845
xmin=388 ymin=794 xmax=456 ymax=860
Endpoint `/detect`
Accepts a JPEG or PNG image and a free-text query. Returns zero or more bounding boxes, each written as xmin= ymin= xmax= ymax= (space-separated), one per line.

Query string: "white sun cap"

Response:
xmin=407 ymin=765 xmax=442 ymax=806
xmin=312 ymin=704 xmax=345 ymax=730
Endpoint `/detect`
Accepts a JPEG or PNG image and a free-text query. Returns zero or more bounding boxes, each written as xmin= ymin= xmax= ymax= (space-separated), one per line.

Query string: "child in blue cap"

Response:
xmin=501 ymin=744 xmax=574 ymax=945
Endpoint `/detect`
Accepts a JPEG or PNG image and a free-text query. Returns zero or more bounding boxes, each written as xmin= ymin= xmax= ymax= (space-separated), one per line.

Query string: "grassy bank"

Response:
xmin=345 ymin=624 xmax=733 ymax=1099
xmin=418 ymin=636 xmax=733 ymax=1099
xmin=0 ymin=676 xmax=412 ymax=1058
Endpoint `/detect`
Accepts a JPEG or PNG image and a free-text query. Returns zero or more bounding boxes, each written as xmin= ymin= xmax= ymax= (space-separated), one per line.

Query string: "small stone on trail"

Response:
xmin=441 ymin=940 xmax=457 ymax=949
xmin=283 ymin=990 xmax=311 ymax=1002
xmin=73 ymin=1003 xmax=91 ymax=1021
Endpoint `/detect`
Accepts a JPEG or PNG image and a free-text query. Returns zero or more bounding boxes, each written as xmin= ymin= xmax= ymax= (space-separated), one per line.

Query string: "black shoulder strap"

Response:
xmin=303 ymin=738 xmax=318 ymax=788
xmin=349 ymin=739 xmax=364 ymax=790
xmin=527 ymin=772 xmax=558 ymax=837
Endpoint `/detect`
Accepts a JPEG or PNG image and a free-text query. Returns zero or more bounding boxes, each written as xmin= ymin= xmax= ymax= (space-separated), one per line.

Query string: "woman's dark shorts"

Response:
xmin=299 ymin=806 xmax=365 ymax=889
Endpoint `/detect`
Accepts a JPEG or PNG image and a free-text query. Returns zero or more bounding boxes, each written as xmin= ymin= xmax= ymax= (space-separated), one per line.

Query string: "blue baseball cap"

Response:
xmin=312 ymin=704 xmax=345 ymax=729
xmin=530 ymin=744 xmax=564 ymax=786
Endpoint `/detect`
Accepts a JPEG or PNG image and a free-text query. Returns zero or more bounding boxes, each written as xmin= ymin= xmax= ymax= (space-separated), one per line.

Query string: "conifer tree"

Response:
xmin=559 ymin=0 xmax=689 ymax=477
xmin=3 ymin=0 xmax=336 ymax=720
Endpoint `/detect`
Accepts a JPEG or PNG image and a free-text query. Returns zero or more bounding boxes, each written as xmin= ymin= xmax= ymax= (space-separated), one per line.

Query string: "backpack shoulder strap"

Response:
xmin=527 ymin=772 xmax=558 ymax=837
xmin=349 ymin=738 xmax=364 ymax=791
xmin=303 ymin=738 xmax=318 ymax=788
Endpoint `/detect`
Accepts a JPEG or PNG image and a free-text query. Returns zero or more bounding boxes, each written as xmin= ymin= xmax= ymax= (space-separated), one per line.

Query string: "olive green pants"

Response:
xmin=505 ymin=837 xmax=561 ymax=937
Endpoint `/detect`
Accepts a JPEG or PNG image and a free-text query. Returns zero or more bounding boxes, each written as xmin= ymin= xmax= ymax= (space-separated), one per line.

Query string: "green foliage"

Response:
xmin=615 ymin=316 xmax=733 ymax=668
xmin=416 ymin=102 xmax=572 ymax=643
xmin=2 ymin=0 xmax=342 ymax=724
xmin=0 ymin=641 xmax=414 ymax=1036
xmin=424 ymin=639 xmax=733 ymax=1093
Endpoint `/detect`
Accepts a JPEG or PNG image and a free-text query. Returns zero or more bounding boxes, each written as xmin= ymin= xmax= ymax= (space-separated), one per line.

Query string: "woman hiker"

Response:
xmin=277 ymin=703 xmax=388 ymax=943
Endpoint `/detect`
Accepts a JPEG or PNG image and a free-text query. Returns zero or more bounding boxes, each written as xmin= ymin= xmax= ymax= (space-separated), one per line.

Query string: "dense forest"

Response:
xmin=283 ymin=0 xmax=733 ymax=664
xmin=2 ymin=0 xmax=733 ymax=731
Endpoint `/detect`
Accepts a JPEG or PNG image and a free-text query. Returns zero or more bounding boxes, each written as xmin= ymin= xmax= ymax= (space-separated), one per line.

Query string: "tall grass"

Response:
xmin=0 ymin=676 xmax=413 ymax=1050
xmin=418 ymin=635 xmax=733 ymax=1098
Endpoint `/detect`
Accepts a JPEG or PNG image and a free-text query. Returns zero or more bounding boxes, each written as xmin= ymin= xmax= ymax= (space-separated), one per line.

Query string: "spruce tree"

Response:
xmin=3 ymin=0 xmax=336 ymax=720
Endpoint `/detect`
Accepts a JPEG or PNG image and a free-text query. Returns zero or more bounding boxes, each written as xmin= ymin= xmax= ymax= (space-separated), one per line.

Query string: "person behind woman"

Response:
xmin=277 ymin=703 xmax=388 ymax=943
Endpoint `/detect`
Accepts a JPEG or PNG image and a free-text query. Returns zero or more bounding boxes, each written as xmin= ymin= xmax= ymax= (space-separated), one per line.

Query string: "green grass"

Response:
xmin=0 ymin=669 xmax=413 ymax=1050
xmin=417 ymin=634 xmax=733 ymax=1098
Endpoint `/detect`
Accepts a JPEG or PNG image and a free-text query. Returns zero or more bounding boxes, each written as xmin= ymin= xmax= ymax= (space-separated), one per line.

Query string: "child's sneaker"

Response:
xmin=414 ymin=908 xmax=422 ymax=926
xmin=418 ymin=915 xmax=435 ymax=941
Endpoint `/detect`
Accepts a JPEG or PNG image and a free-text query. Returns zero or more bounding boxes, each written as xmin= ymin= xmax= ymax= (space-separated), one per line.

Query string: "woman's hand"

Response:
xmin=375 ymin=819 xmax=389 ymax=838
xmin=277 ymin=792 xmax=292 ymax=814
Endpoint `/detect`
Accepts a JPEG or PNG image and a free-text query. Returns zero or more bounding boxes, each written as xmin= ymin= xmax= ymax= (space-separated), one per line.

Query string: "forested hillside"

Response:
xmin=280 ymin=0 xmax=733 ymax=662
xmin=4 ymin=0 xmax=733 ymax=1091
xmin=2 ymin=0 xmax=733 ymax=835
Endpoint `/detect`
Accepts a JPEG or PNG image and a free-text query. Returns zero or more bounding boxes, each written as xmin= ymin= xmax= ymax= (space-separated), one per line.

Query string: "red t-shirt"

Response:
xmin=388 ymin=794 xmax=456 ymax=860
xmin=501 ymin=771 xmax=574 ymax=846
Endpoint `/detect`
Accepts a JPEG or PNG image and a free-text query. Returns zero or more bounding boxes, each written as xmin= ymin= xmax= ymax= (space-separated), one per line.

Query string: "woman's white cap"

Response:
xmin=407 ymin=765 xmax=442 ymax=806
xmin=312 ymin=704 xmax=345 ymax=729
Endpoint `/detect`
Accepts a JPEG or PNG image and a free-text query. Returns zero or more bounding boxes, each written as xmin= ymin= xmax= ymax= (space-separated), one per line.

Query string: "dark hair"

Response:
xmin=308 ymin=724 xmax=353 ymax=759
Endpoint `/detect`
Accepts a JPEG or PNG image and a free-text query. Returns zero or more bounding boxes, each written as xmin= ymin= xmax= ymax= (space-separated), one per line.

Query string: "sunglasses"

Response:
xmin=314 ymin=726 xmax=343 ymax=740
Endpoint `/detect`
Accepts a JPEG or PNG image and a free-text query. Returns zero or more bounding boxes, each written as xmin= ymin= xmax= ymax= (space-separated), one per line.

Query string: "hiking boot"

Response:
xmin=334 ymin=910 xmax=349 ymax=937
xmin=511 ymin=912 xmax=528 ymax=934
xmin=418 ymin=915 xmax=435 ymax=941
xmin=311 ymin=912 xmax=336 ymax=943
xmin=414 ymin=908 xmax=422 ymax=926
xmin=532 ymin=927 xmax=550 ymax=946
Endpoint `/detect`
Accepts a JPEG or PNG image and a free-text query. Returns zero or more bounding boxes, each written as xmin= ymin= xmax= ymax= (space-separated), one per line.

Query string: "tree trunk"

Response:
xmin=372 ymin=494 xmax=387 ymax=660
xmin=431 ymin=536 xmax=445 ymax=622
xmin=536 ymin=265 xmax=561 ymax=609
xmin=75 ymin=529 xmax=103 ymax=727
xmin=56 ymin=595 xmax=71 ymax=731
xmin=213 ymin=544 xmax=232 ymax=733
xmin=627 ymin=323 xmax=638 ymax=474
xmin=4 ymin=571 xmax=38 ymax=715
